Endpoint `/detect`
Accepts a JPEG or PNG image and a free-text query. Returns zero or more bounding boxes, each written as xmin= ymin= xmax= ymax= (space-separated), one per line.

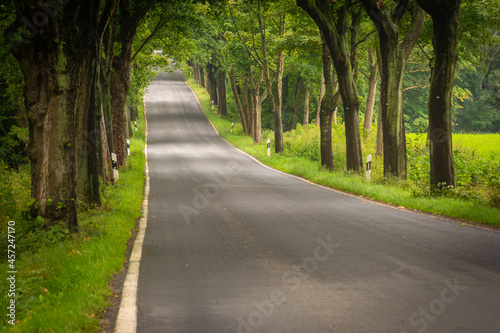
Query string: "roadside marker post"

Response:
xmin=134 ymin=120 xmax=137 ymax=131
xmin=366 ymin=154 xmax=372 ymax=182
xmin=127 ymin=139 xmax=131 ymax=157
xmin=231 ymin=122 xmax=234 ymax=134
xmin=267 ymin=139 xmax=271 ymax=157
xmin=212 ymin=101 xmax=214 ymax=110
xmin=112 ymin=153 xmax=119 ymax=181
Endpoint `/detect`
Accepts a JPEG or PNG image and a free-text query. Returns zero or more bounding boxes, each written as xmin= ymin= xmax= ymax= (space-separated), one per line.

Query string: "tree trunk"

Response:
xmin=242 ymin=72 xmax=253 ymax=135
xmin=257 ymin=8 xmax=284 ymax=153
xmin=199 ymin=65 xmax=205 ymax=88
xmin=110 ymin=0 xmax=154 ymax=166
xmin=207 ymin=63 xmax=218 ymax=104
xmin=291 ymin=76 xmax=303 ymax=129
xmin=283 ymin=74 xmax=289 ymax=128
xmin=10 ymin=0 xmax=107 ymax=231
xmin=230 ymin=66 xmax=248 ymax=133
xmin=362 ymin=0 xmax=424 ymax=178
xmin=110 ymin=54 xmax=130 ymax=167
xmin=364 ymin=48 xmax=378 ymax=135
xmin=379 ymin=37 xmax=408 ymax=177
xmin=303 ymin=82 xmax=311 ymax=129
xmin=416 ymin=0 xmax=461 ymax=191
xmin=376 ymin=101 xmax=384 ymax=155
xmin=297 ymin=0 xmax=364 ymax=172
xmin=319 ymin=43 xmax=342 ymax=170
xmin=217 ymin=70 xmax=227 ymax=116
xmin=316 ymin=72 xmax=326 ymax=126
xmin=205 ymin=65 xmax=211 ymax=95
xmin=193 ymin=63 xmax=199 ymax=83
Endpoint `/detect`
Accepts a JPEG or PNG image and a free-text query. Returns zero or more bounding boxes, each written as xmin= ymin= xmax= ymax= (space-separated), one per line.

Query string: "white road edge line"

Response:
xmin=115 ymin=98 xmax=150 ymax=333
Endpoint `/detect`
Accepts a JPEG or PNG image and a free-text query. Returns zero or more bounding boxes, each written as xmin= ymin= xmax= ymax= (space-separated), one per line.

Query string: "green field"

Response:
xmin=407 ymin=133 xmax=500 ymax=160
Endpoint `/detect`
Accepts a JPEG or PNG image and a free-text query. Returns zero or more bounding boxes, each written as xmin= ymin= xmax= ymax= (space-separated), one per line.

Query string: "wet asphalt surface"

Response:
xmin=137 ymin=70 xmax=500 ymax=333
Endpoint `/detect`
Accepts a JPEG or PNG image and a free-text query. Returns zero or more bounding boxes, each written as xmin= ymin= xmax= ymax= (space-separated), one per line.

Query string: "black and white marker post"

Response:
xmin=267 ymin=139 xmax=271 ymax=157
xmin=111 ymin=152 xmax=119 ymax=180
xmin=127 ymin=139 xmax=131 ymax=157
xmin=366 ymin=154 xmax=372 ymax=182
xmin=134 ymin=120 xmax=137 ymax=131
xmin=231 ymin=122 xmax=234 ymax=134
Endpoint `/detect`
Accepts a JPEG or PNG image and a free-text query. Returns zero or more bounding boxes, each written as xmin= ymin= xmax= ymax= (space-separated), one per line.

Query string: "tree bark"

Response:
xmin=10 ymin=0 xmax=109 ymax=230
xmin=319 ymin=43 xmax=342 ymax=170
xmin=303 ymin=82 xmax=311 ymax=129
xmin=363 ymin=48 xmax=378 ymax=135
xmin=416 ymin=0 xmax=461 ymax=190
xmin=110 ymin=0 xmax=154 ymax=167
xmin=292 ymin=76 xmax=303 ymax=129
xmin=230 ymin=66 xmax=248 ymax=133
xmin=316 ymin=72 xmax=326 ymax=126
xmin=217 ymin=70 xmax=228 ymax=116
xmin=362 ymin=0 xmax=424 ymax=178
xmin=199 ymin=65 xmax=205 ymax=88
xmin=297 ymin=0 xmax=363 ymax=171
xmin=207 ymin=63 xmax=218 ymax=104
xmin=257 ymin=5 xmax=284 ymax=153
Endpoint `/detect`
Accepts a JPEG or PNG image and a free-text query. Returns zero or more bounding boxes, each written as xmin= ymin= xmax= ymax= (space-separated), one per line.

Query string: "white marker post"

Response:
xmin=212 ymin=101 xmax=214 ymax=110
xmin=112 ymin=153 xmax=119 ymax=180
xmin=267 ymin=139 xmax=271 ymax=157
xmin=231 ymin=122 xmax=234 ymax=134
xmin=366 ymin=154 xmax=372 ymax=182
xmin=127 ymin=139 xmax=131 ymax=157
xmin=134 ymin=120 xmax=137 ymax=131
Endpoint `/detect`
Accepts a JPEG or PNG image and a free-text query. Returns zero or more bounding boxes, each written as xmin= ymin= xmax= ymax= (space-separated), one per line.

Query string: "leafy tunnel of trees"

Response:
xmin=0 ymin=0 xmax=499 ymax=230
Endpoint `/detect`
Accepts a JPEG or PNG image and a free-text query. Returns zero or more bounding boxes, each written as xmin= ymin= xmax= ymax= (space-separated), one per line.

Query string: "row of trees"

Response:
xmin=1 ymin=0 xmax=200 ymax=231
xmin=1 ymin=0 xmax=499 ymax=231
xmin=186 ymin=0 xmax=499 ymax=188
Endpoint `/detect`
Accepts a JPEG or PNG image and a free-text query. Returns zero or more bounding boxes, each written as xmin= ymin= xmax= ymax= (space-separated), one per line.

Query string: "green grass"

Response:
xmin=0 ymin=107 xmax=146 ymax=332
xmin=407 ymin=133 xmax=500 ymax=161
xmin=185 ymin=75 xmax=500 ymax=228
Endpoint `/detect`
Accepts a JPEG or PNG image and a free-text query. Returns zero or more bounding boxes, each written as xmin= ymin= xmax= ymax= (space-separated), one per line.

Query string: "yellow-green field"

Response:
xmin=407 ymin=133 xmax=500 ymax=160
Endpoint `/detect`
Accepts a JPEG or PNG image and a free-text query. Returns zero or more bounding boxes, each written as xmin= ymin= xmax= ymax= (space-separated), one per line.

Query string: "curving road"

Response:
xmin=137 ymin=70 xmax=500 ymax=333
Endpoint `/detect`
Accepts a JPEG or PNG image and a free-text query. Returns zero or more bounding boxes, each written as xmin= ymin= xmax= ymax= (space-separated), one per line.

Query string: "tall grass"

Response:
xmin=186 ymin=75 xmax=500 ymax=227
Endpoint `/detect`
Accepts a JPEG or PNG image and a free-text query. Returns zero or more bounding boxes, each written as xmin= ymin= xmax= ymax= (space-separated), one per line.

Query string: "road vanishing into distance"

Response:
xmin=136 ymin=70 xmax=500 ymax=333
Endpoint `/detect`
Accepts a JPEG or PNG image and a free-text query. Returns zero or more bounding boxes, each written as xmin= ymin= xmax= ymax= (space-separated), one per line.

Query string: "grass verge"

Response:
xmin=0 ymin=107 xmax=145 ymax=332
xmin=185 ymin=75 xmax=500 ymax=228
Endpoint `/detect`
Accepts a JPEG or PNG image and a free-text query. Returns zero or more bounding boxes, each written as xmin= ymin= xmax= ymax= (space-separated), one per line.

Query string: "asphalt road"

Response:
xmin=137 ymin=70 xmax=500 ymax=333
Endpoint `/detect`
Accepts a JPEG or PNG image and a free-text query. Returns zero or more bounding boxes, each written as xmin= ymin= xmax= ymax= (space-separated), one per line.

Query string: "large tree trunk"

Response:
xmin=110 ymin=54 xmax=130 ymax=167
xmin=10 ymin=0 xmax=107 ymax=231
xmin=258 ymin=9 xmax=284 ymax=153
xmin=416 ymin=0 xmax=461 ymax=191
xmin=297 ymin=0 xmax=364 ymax=172
xmin=362 ymin=0 xmax=424 ymax=178
xmin=319 ymin=43 xmax=342 ymax=170
xmin=217 ymin=70 xmax=228 ymax=116
xmin=109 ymin=0 xmax=153 ymax=167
